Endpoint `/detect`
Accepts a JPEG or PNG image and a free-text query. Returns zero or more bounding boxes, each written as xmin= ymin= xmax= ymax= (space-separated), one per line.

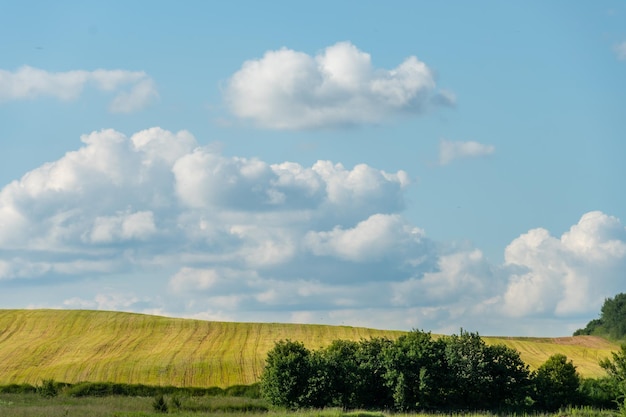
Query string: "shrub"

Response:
xmin=37 ymin=379 xmax=59 ymax=398
xmin=152 ymin=394 xmax=168 ymax=413
xmin=0 ymin=383 xmax=37 ymax=394
xmin=224 ymin=382 xmax=261 ymax=398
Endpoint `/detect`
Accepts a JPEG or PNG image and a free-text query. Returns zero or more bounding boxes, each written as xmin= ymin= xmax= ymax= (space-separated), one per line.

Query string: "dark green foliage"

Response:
xmin=224 ymin=383 xmax=261 ymax=398
xmin=0 ymin=383 xmax=37 ymax=394
xmin=575 ymin=293 xmax=626 ymax=339
xmin=352 ymin=337 xmax=394 ymax=409
xmin=382 ymin=330 xmax=446 ymax=411
xmin=64 ymin=381 xmax=228 ymax=397
xmin=579 ymin=377 xmax=622 ymax=409
xmin=444 ymin=330 xmax=490 ymax=408
xmin=302 ymin=348 xmax=334 ymax=408
xmin=482 ymin=343 xmax=533 ymax=408
xmin=600 ymin=344 xmax=626 ymax=385
xmin=443 ymin=330 xmax=532 ymax=410
xmin=152 ymin=394 xmax=168 ymax=413
xmin=599 ymin=343 xmax=626 ymax=413
xmin=575 ymin=318 xmax=604 ymax=336
xmin=259 ymin=329 xmax=549 ymax=412
xmin=602 ymin=294 xmax=626 ymax=339
xmin=260 ymin=339 xmax=312 ymax=409
xmin=37 ymin=379 xmax=59 ymax=398
xmin=321 ymin=339 xmax=361 ymax=409
xmin=534 ymin=354 xmax=581 ymax=411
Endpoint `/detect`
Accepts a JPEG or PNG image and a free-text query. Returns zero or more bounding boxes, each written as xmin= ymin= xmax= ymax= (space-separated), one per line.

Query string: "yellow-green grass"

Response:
xmin=483 ymin=336 xmax=618 ymax=378
xmin=0 ymin=309 xmax=404 ymax=388
xmin=0 ymin=309 xmax=619 ymax=388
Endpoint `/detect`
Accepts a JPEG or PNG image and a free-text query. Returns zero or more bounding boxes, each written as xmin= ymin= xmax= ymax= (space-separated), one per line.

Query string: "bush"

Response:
xmin=224 ymin=383 xmax=261 ymax=398
xmin=0 ymin=383 xmax=37 ymax=394
xmin=579 ymin=377 xmax=620 ymax=409
xmin=152 ymin=394 xmax=168 ymax=413
xmin=37 ymin=379 xmax=59 ymax=398
xmin=260 ymin=339 xmax=312 ymax=409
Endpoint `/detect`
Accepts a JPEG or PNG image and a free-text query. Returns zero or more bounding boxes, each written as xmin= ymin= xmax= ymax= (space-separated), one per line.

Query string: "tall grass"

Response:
xmin=0 ymin=392 xmax=620 ymax=417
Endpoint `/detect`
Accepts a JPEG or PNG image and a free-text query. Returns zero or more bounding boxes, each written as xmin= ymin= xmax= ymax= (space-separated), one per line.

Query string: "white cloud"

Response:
xmin=88 ymin=210 xmax=156 ymax=243
xmin=502 ymin=211 xmax=626 ymax=318
xmin=109 ymin=78 xmax=159 ymax=113
xmin=224 ymin=41 xmax=452 ymax=129
xmin=615 ymin=41 xmax=626 ymax=60
xmin=392 ymin=249 xmax=498 ymax=306
xmin=170 ymin=267 xmax=220 ymax=292
xmin=1 ymin=127 xmax=624 ymax=336
xmin=305 ymin=214 xmax=424 ymax=262
xmin=0 ymin=66 xmax=157 ymax=112
xmin=439 ymin=139 xmax=495 ymax=165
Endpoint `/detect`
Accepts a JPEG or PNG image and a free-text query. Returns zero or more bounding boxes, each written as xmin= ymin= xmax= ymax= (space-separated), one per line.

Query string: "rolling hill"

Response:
xmin=0 ymin=309 xmax=618 ymax=388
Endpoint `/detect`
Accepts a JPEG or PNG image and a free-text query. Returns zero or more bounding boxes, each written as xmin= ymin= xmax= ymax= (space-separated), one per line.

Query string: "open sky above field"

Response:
xmin=1 ymin=1 xmax=625 ymax=336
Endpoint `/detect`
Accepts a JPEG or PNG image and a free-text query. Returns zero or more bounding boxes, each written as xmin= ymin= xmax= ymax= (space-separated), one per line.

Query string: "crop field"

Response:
xmin=483 ymin=336 xmax=618 ymax=377
xmin=0 ymin=309 xmax=405 ymax=387
xmin=0 ymin=309 xmax=619 ymax=387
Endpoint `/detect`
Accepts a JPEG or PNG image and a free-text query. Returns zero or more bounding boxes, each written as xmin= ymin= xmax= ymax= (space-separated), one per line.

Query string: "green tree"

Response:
xmin=260 ymin=340 xmax=312 ymax=409
xmin=602 ymin=294 xmax=626 ymax=339
xmin=320 ymin=339 xmax=360 ymax=409
xmin=600 ymin=344 xmax=626 ymax=385
xmin=599 ymin=344 xmax=626 ymax=413
xmin=444 ymin=330 xmax=491 ymax=408
xmin=382 ymin=330 xmax=447 ymax=411
xmin=534 ymin=354 xmax=581 ymax=411
xmin=482 ymin=343 xmax=532 ymax=409
xmin=353 ymin=337 xmax=394 ymax=409
xmin=442 ymin=331 xmax=533 ymax=410
xmin=302 ymin=349 xmax=333 ymax=408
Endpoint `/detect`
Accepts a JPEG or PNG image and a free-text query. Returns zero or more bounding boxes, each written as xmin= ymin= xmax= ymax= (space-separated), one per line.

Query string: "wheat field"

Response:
xmin=0 ymin=309 xmax=618 ymax=387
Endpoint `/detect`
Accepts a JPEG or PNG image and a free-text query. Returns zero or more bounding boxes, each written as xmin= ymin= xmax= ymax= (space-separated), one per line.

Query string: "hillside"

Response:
xmin=0 ymin=309 xmax=618 ymax=388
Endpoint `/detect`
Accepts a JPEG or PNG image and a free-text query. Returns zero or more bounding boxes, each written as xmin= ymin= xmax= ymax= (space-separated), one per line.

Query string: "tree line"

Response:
xmin=261 ymin=329 xmax=626 ymax=412
xmin=575 ymin=293 xmax=626 ymax=340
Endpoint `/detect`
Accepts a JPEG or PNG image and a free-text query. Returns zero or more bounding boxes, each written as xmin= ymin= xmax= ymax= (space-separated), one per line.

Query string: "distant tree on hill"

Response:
xmin=574 ymin=293 xmax=626 ymax=339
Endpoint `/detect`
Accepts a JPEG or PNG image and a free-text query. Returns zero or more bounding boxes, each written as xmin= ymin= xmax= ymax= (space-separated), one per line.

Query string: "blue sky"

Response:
xmin=1 ymin=1 xmax=625 ymax=336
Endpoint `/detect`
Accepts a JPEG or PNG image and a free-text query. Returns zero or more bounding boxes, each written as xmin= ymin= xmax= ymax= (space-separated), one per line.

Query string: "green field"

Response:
xmin=0 ymin=309 xmax=619 ymax=387
xmin=0 ymin=392 xmax=617 ymax=417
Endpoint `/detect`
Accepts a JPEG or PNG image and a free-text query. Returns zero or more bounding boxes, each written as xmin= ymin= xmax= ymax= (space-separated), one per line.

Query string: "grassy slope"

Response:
xmin=0 ymin=310 xmax=618 ymax=387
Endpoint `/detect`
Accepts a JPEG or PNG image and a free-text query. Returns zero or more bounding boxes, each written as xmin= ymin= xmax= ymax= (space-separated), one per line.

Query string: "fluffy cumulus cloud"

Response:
xmin=0 ymin=127 xmax=624 ymax=336
xmin=224 ymin=41 xmax=454 ymax=129
xmin=0 ymin=66 xmax=158 ymax=112
xmin=439 ymin=139 xmax=495 ymax=165
xmin=502 ymin=211 xmax=626 ymax=319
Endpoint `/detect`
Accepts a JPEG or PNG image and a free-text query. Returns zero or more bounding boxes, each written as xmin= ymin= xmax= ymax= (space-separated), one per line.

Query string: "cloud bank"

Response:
xmin=224 ymin=42 xmax=454 ymax=129
xmin=0 ymin=66 xmax=158 ymax=113
xmin=0 ymin=127 xmax=624 ymax=335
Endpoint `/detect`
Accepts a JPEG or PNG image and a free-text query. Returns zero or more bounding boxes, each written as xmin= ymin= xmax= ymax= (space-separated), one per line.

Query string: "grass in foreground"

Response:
xmin=0 ymin=392 xmax=268 ymax=417
xmin=0 ymin=392 xmax=621 ymax=417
